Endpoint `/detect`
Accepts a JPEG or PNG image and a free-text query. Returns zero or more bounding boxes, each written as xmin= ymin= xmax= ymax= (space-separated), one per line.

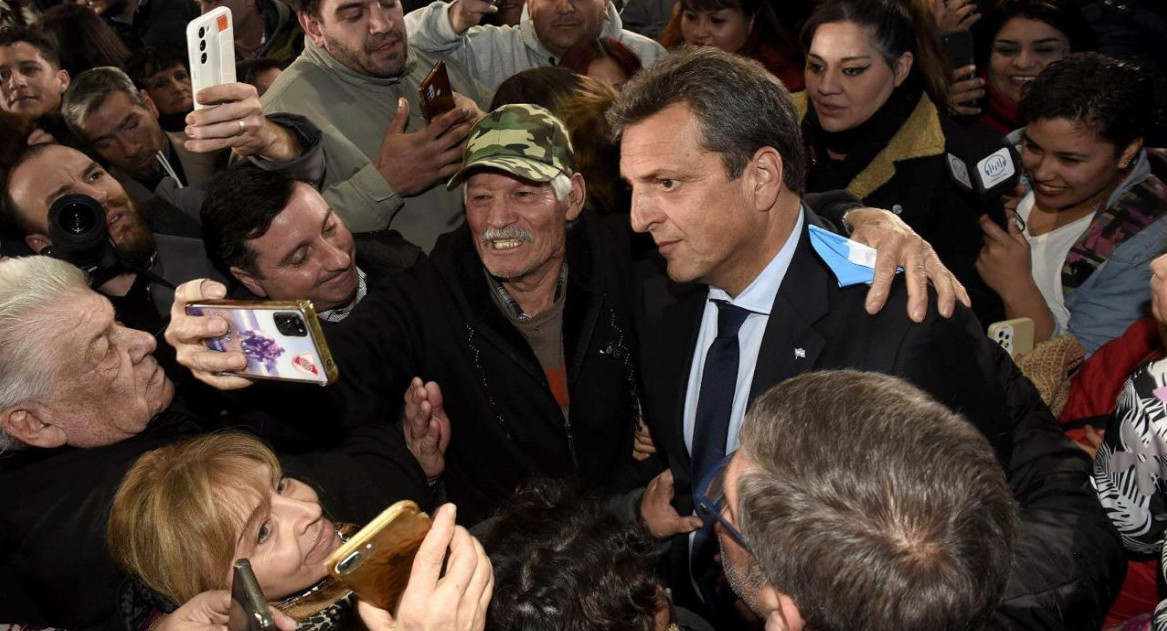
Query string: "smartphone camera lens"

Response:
xmin=273 ymin=313 xmax=308 ymax=337
xmin=198 ymin=26 xmax=206 ymax=37
xmin=199 ymin=40 xmax=206 ymax=51
xmin=200 ymin=52 xmax=208 ymax=64
xmin=336 ymin=550 xmax=363 ymax=575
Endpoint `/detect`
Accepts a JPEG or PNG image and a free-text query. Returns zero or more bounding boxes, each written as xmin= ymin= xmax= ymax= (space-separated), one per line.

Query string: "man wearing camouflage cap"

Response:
xmin=351 ymin=102 xmax=651 ymax=524
xmin=170 ymin=103 xmax=651 ymax=525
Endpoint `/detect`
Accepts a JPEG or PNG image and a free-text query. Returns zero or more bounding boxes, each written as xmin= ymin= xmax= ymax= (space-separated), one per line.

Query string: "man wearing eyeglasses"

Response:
xmin=702 ymin=371 xmax=1018 ymax=631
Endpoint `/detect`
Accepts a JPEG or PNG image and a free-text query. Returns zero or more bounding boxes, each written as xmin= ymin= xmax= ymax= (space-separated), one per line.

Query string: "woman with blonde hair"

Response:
xmin=108 ymin=432 xmax=492 ymax=631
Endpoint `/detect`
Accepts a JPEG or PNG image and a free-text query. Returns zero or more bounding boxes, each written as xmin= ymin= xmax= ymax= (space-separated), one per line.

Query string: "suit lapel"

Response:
xmin=748 ymin=216 xmax=831 ymax=403
xmin=659 ymin=288 xmax=707 ymax=471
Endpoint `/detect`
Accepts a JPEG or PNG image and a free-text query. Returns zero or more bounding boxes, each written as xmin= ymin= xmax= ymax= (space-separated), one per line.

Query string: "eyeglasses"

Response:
xmin=693 ymin=452 xmax=750 ymax=552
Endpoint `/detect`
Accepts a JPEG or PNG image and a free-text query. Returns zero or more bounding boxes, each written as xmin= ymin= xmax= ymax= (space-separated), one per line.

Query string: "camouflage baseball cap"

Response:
xmin=446 ymin=103 xmax=576 ymax=190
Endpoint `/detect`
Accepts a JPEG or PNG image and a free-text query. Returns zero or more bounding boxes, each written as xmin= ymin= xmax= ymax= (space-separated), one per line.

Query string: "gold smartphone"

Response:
xmin=186 ymin=299 xmax=338 ymax=386
xmin=327 ymin=501 xmax=432 ymax=612
xmin=987 ymin=317 xmax=1035 ymax=359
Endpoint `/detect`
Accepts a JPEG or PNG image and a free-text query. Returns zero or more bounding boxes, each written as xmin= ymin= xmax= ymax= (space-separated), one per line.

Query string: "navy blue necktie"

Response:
xmin=690 ymin=300 xmax=750 ymax=614
xmin=691 ymin=300 xmax=750 ymax=484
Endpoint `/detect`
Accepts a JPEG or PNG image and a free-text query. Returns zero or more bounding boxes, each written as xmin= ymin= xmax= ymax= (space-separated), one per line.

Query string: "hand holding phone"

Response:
xmin=941 ymin=30 xmax=984 ymax=116
xmin=187 ymin=7 xmax=238 ymax=110
xmin=328 ymin=501 xmax=432 ymax=612
xmin=230 ymin=560 xmax=275 ymax=631
xmin=353 ymin=504 xmax=492 ymax=631
xmin=418 ymin=62 xmax=456 ymax=124
xmin=185 ymin=299 xmax=339 ymax=386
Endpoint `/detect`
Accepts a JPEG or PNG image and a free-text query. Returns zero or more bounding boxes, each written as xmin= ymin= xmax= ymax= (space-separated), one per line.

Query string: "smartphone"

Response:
xmin=229 ymin=559 xmax=275 ymax=631
xmin=418 ymin=61 xmax=456 ymax=123
xmin=187 ymin=6 xmax=237 ymax=110
xmin=185 ymin=299 xmax=339 ymax=385
xmin=987 ymin=317 xmax=1035 ymax=359
xmin=328 ymin=500 xmax=432 ymax=612
xmin=942 ymin=30 xmax=976 ymax=81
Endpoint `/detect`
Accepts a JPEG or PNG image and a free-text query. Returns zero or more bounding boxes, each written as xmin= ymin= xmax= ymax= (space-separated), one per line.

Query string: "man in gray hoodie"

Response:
xmin=405 ymin=0 xmax=666 ymax=89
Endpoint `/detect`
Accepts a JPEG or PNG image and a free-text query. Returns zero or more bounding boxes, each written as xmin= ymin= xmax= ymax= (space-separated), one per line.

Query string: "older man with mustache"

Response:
xmin=170 ymin=104 xmax=650 ymax=525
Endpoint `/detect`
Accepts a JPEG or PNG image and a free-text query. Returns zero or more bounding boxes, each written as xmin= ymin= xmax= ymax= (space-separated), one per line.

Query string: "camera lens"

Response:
xmin=57 ymin=202 xmax=99 ymax=235
xmin=198 ymin=26 xmax=206 ymax=37
xmin=273 ymin=313 xmax=308 ymax=337
xmin=199 ymin=40 xmax=206 ymax=51
xmin=200 ymin=52 xmax=208 ymax=64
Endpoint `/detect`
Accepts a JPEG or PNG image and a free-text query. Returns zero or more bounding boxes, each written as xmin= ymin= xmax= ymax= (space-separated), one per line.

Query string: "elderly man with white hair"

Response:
xmin=0 ymin=256 xmax=428 ymax=629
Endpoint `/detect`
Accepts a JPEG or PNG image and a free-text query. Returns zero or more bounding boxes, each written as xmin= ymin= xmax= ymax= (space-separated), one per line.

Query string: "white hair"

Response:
xmin=0 ymin=256 xmax=88 ymax=452
xmin=549 ymin=173 xmax=572 ymax=201
xmin=461 ymin=171 xmax=575 ymax=203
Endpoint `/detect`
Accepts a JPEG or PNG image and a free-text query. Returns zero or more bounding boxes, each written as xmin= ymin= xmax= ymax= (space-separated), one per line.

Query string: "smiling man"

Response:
xmin=405 ymin=0 xmax=666 ymax=89
xmin=260 ymin=0 xmax=492 ymax=253
xmin=199 ymin=162 xmax=422 ymax=322
xmin=167 ymin=103 xmax=649 ymax=525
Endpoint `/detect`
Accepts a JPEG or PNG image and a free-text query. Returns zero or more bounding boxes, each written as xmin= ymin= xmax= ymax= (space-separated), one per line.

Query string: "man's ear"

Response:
xmin=57 ymin=69 xmax=71 ymax=94
xmin=230 ymin=265 xmax=268 ymax=298
xmin=298 ymin=11 xmax=328 ymax=48
xmin=758 ymin=589 xmax=806 ymax=631
xmin=892 ymin=51 xmax=914 ymax=87
xmin=565 ymin=172 xmax=587 ymax=221
xmin=138 ymin=90 xmax=161 ymax=118
xmin=25 ymin=232 xmax=51 ymax=254
xmin=748 ymin=146 xmax=784 ymax=212
xmin=0 ymin=407 xmax=68 ymax=449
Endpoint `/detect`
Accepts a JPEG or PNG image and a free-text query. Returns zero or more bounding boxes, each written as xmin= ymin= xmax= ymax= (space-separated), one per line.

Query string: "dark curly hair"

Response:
xmin=1020 ymin=52 xmax=1154 ymax=152
xmin=481 ymin=481 xmax=664 ymax=631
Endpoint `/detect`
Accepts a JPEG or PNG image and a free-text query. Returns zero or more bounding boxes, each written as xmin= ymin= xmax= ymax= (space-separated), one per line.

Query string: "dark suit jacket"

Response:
xmin=638 ymin=209 xmax=1124 ymax=629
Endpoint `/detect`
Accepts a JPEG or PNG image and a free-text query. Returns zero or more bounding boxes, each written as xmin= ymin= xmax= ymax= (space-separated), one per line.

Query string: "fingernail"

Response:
xmin=214 ymin=320 xmax=228 ymax=334
xmin=912 ymin=306 xmax=925 ymax=321
xmin=207 ymin=284 xmax=227 ymax=298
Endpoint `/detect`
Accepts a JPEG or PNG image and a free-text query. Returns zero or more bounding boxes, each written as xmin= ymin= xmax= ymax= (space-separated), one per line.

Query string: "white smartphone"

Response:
xmin=186 ymin=7 xmax=237 ymax=110
xmin=987 ymin=317 xmax=1035 ymax=359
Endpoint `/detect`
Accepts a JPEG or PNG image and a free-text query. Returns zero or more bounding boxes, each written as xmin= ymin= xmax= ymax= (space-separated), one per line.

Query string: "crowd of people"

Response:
xmin=1 ymin=0 xmax=1166 ymax=629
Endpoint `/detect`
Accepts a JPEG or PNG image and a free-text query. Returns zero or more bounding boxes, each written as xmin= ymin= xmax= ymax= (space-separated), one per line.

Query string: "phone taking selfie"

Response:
xmin=185 ymin=299 xmax=339 ymax=386
xmin=418 ymin=61 xmax=456 ymax=123
xmin=328 ymin=500 xmax=432 ymax=612
xmin=942 ymin=30 xmax=976 ymax=80
xmin=229 ymin=559 xmax=275 ymax=631
xmin=186 ymin=6 xmax=237 ymax=110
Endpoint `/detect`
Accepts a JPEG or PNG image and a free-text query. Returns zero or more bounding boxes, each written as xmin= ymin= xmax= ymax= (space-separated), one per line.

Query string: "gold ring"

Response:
xmin=237 ymin=120 xmax=245 ymax=134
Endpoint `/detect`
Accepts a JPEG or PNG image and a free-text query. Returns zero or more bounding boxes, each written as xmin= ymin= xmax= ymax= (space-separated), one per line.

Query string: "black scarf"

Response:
xmin=803 ymin=78 xmax=925 ymax=194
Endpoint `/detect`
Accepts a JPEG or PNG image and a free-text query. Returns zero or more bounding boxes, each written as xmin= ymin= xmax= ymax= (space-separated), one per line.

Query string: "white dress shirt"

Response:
xmin=682 ymin=209 xmax=805 ymax=457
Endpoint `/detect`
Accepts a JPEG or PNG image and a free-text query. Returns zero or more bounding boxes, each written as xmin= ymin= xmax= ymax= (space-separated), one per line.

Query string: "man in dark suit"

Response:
xmin=613 ymin=47 xmax=1124 ymax=630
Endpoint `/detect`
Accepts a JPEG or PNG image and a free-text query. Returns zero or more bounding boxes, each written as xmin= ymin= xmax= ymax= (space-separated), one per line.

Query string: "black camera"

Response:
xmin=47 ymin=194 xmax=123 ymax=286
xmin=273 ymin=312 xmax=309 ymax=337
